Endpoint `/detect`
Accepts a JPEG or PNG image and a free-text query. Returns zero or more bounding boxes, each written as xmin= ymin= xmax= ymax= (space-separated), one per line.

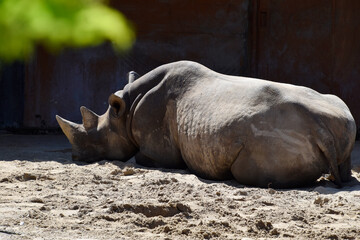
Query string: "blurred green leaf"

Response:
xmin=0 ymin=0 xmax=135 ymax=61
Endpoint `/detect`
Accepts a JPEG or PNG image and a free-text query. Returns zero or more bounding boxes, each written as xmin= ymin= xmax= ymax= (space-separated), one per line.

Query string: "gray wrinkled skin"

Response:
xmin=57 ymin=61 xmax=356 ymax=188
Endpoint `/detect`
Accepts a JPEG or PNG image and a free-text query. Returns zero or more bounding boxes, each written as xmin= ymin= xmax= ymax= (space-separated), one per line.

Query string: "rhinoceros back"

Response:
xmin=131 ymin=61 xmax=356 ymax=186
xmin=172 ymin=65 xmax=355 ymax=185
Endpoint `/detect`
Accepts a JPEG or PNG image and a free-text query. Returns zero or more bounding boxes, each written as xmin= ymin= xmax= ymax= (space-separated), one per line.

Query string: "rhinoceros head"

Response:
xmin=56 ymin=82 xmax=139 ymax=163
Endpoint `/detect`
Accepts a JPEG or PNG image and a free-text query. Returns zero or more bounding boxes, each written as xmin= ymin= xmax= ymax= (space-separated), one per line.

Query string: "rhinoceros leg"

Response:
xmin=339 ymin=156 xmax=352 ymax=182
xmin=316 ymin=137 xmax=343 ymax=187
xmin=230 ymin=152 xmax=269 ymax=187
xmin=135 ymin=152 xmax=157 ymax=168
xmin=135 ymin=151 xmax=187 ymax=169
xmin=230 ymin=141 xmax=327 ymax=188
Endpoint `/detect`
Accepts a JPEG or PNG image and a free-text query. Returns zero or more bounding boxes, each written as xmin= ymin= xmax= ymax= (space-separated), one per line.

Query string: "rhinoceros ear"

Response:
xmin=109 ymin=94 xmax=126 ymax=117
xmin=127 ymin=71 xmax=139 ymax=83
xmin=80 ymin=106 xmax=99 ymax=131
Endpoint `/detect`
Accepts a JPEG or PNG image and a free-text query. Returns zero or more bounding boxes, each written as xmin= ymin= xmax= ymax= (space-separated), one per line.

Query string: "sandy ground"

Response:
xmin=0 ymin=132 xmax=359 ymax=240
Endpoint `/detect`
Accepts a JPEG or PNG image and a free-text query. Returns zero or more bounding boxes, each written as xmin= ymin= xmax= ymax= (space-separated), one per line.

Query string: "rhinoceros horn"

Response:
xmin=56 ymin=115 xmax=84 ymax=143
xmin=80 ymin=106 xmax=99 ymax=131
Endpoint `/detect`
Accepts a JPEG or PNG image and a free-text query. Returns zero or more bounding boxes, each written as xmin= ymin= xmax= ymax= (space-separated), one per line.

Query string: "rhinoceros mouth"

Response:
xmin=56 ymin=111 xmax=105 ymax=162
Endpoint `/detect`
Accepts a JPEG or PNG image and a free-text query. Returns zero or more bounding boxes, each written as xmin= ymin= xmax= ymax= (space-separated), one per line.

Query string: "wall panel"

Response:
xmin=24 ymin=0 xmax=250 ymax=128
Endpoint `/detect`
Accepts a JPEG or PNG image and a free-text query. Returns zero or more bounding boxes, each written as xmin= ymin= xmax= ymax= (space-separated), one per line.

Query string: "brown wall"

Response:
xmin=253 ymin=0 xmax=360 ymax=129
xmin=18 ymin=0 xmax=360 ymax=131
xmin=23 ymin=0 xmax=250 ymax=128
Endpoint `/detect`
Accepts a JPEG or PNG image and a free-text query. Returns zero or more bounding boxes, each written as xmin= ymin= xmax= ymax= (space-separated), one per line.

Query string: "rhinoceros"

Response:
xmin=56 ymin=61 xmax=356 ymax=188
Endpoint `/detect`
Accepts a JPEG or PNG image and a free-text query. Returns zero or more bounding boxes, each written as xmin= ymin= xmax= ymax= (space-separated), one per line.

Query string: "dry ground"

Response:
xmin=0 ymin=132 xmax=360 ymax=239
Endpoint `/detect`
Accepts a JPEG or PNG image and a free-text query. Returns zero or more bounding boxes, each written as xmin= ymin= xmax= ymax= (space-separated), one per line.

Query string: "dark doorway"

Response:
xmin=0 ymin=62 xmax=25 ymax=128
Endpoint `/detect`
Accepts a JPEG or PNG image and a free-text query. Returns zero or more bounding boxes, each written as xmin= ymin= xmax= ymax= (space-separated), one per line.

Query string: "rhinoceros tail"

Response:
xmin=316 ymin=128 xmax=342 ymax=187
